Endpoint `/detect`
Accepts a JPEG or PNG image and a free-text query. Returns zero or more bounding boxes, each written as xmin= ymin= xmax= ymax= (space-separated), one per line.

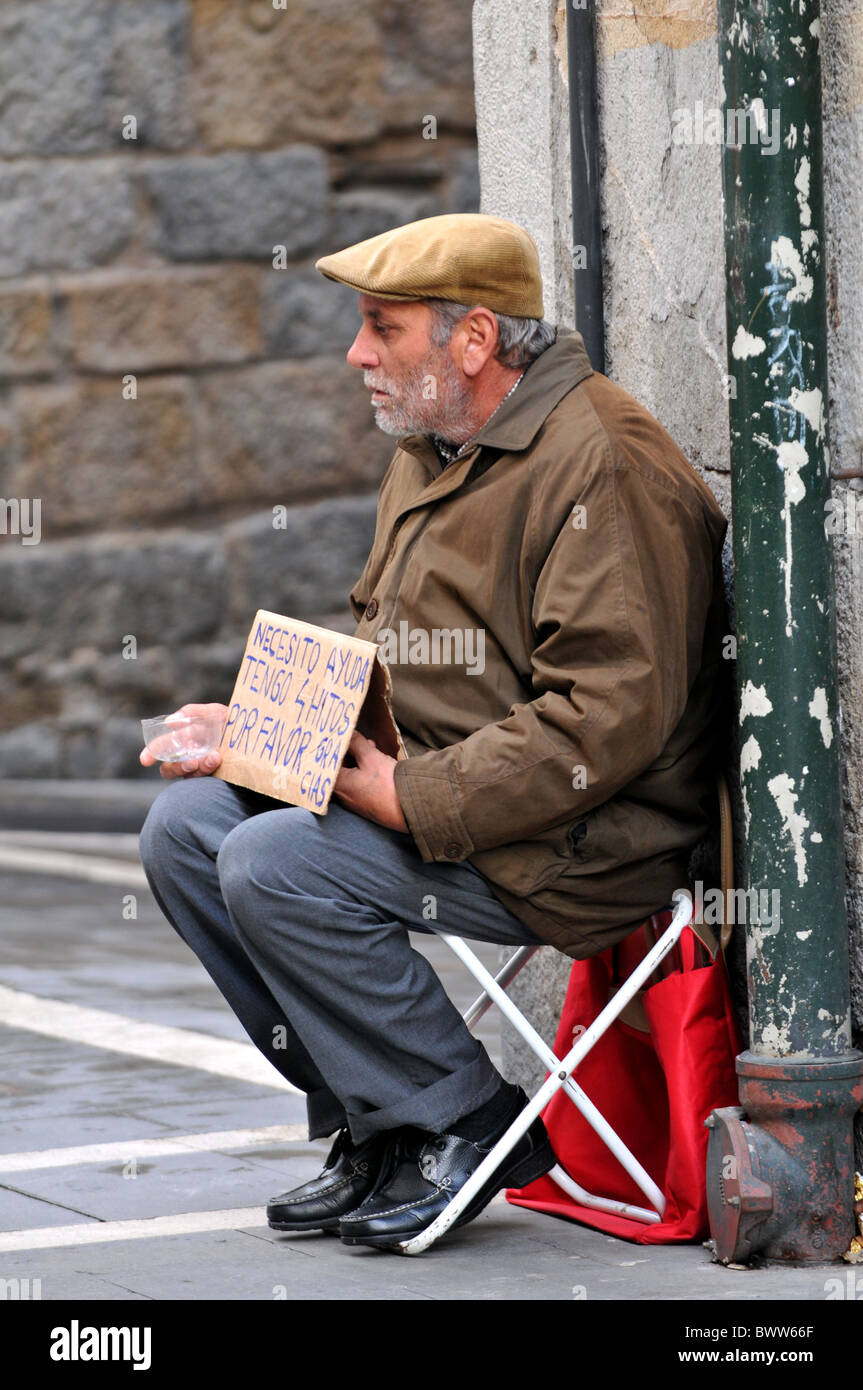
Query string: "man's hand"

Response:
xmin=333 ymin=731 xmax=408 ymax=832
xmin=139 ymin=703 xmax=229 ymax=781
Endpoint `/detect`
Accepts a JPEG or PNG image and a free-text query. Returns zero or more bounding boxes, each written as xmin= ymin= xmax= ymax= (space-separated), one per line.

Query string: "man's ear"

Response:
xmin=454 ymin=306 xmax=499 ymax=379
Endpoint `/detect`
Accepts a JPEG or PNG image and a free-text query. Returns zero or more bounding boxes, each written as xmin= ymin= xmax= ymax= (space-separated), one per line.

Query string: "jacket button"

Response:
xmin=443 ymin=842 xmax=462 ymax=859
xmin=364 ymin=598 xmax=378 ymax=620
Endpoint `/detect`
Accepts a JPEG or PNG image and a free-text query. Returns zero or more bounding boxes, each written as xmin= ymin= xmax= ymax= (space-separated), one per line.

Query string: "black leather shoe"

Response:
xmin=338 ymin=1092 xmax=555 ymax=1249
xmin=267 ymin=1129 xmax=393 ymax=1232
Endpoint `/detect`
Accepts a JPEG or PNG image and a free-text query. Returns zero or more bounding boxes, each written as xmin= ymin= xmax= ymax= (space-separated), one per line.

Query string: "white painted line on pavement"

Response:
xmin=0 ymin=985 xmax=300 ymax=1094
xmin=0 ymin=831 xmax=142 ymax=858
xmin=0 ymin=1208 xmax=270 ymax=1253
xmin=0 ymin=845 xmax=148 ymax=887
xmin=0 ymin=1124 xmax=309 ymax=1174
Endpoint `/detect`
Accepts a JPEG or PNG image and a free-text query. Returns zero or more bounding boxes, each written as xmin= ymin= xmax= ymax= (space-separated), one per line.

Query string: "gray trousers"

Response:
xmin=138 ymin=776 xmax=540 ymax=1143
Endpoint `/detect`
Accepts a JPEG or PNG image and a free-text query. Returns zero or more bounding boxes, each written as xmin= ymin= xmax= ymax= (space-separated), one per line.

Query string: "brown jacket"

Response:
xmin=350 ymin=328 xmax=729 ymax=958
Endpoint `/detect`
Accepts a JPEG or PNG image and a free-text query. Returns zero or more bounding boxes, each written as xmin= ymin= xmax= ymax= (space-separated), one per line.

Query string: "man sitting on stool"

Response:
xmin=139 ymin=213 xmax=728 ymax=1250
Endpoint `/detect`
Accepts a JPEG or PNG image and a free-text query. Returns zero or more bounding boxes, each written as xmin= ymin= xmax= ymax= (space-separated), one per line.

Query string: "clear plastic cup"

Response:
xmin=140 ymin=711 xmax=226 ymax=763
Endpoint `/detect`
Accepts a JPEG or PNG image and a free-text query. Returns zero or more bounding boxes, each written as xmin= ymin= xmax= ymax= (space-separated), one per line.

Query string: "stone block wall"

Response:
xmin=0 ymin=0 xmax=479 ymax=777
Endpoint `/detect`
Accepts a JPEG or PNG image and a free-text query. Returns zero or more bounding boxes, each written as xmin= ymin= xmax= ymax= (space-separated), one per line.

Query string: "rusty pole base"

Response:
xmin=705 ymin=1050 xmax=863 ymax=1265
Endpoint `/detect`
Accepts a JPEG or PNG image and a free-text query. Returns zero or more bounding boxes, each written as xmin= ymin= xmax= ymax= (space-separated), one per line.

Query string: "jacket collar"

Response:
xmin=398 ymin=327 xmax=594 ymax=466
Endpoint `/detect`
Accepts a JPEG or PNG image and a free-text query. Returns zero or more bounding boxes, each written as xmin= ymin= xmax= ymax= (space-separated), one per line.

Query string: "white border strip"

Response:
xmin=0 ymin=845 xmax=148 ymax=886
xmin=0 ymin=831 xmax=143 ymax=858
xmin=0 ymin=985 xmax=299 ymax=1093
xmin=0 ymin=1124 xmax=308 ymax=1174
xmin=0 ymin=1208 xmax=270 ymax=1254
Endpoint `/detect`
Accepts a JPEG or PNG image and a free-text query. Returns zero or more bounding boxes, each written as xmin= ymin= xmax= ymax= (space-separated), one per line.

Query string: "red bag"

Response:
xmin=507 ymin=909 xmax=743 ymax=1243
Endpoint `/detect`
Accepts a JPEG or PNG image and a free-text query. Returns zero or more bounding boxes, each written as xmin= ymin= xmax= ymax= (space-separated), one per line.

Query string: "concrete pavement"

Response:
xmin=0 ymin=817 xmax=856 ymax=1306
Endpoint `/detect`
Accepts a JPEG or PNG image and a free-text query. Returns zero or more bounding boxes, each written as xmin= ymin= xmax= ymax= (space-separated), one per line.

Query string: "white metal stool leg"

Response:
xmin=400 ymin=889 xmax=693 ymax=1254
xmin=462 ymin=945 xmax=538 ymax=1029
xmin=443 ymin=933 xmax=667 ymax=1217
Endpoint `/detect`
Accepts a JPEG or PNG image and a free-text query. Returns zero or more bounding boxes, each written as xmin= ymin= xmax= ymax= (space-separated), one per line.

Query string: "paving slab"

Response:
xmin=0 ymin=1109 xmax=178 ymax=1157
xmin=114 ymin=1094 xmax=308 ymax=1133
xmin=11 ymin=1152 xmax=314 ymax=1225
xmin=0 ymin=1186 xmax=103 ymax=1233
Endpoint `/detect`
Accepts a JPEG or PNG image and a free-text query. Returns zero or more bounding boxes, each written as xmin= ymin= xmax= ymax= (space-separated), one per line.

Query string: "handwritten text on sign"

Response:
xmin=214 ymin=610 xmax=384 ymax=813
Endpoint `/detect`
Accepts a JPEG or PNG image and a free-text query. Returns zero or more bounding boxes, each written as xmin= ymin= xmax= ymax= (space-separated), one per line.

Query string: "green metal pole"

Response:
xmin=708 ymin=0 xmax=863 ymax=1263
xmin=721 ymin=0 xmax=847 ymax=1059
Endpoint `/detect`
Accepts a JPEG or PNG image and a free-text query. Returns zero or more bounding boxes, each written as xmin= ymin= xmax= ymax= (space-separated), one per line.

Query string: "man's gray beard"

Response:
xmin=366 ymin=350 xmax=477 ymax=442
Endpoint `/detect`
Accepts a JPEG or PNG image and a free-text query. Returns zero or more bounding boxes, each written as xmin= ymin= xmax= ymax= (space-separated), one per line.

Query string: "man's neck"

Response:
xmin=432 ymin=365 xmax=526 ymax=462
xmin=441 ymin=364 xmax=524 ymax=447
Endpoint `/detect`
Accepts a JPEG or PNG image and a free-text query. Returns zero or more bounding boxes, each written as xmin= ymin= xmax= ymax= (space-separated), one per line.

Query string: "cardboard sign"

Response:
xmin=214 ymin=610 xmax=405 ymax=813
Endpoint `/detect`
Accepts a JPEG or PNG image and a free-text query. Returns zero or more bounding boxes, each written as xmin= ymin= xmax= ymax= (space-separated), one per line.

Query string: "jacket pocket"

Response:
xmin=568 ymin=818 xmax=589 ymax=853
xmin=470 ymin=816 xmax=592 ymax=898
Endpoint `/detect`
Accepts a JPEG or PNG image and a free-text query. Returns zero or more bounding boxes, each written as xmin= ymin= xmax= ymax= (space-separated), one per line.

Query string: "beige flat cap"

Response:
xmin=315 ymin=213 xmax=544 ymax=318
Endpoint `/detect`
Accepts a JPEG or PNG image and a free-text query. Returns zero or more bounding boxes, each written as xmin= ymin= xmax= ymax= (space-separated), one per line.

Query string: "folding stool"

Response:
xmin=400 ymin=886 xmax=695 ymax=1255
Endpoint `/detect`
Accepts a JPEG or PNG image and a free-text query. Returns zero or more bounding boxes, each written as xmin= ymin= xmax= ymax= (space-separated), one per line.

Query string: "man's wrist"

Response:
xmin=388 ymin=776 xmax=409 ymax=833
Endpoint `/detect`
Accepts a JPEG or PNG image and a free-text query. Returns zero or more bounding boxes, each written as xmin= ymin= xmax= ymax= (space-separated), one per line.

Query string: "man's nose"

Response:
xmin=346 ymin=327 xmax=379 ymax=370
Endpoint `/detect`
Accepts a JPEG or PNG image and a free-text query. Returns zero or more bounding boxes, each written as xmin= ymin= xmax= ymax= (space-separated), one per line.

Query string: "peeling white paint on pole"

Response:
xmin=756 ymin=973 xmax=810 ymax=1056
xmin=770 ymin=234 xmax=814 ymax=302
xmin=808 ymin=686 xmax=833 ymax=748
xmin=739 ymin=680 xmax=774 ymax=721
xmin=788 ymin=385 xmax=824 ymax=440
xmin=816 ymin=1006 xmax=853 ymax=1051
xmin=740 ymin=734 xmax=763 ymax=842
xmin=760 ymin=1018 xmax=795 ymax=1054
xmin=801 ymin=228 xmax=819 ymax=256
xmin=732 ymin=324 xmax=766 ymax=358
xmin=750 ymin=432 xmax=811 ymax=636
xmin=795 ymin=154 xmax=811 ymax=227
xmin=779 ymin=437 xmax=810 ymax=634
xmin=778 ymin=439 xmax=808 ymax=506
xmin=767 ymin=771 xmax=811 ymax=885
xmin=750 ymin=96 xmax=771 ymax=145
xmin=728 ymin=11 xmax=754 ymax=53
